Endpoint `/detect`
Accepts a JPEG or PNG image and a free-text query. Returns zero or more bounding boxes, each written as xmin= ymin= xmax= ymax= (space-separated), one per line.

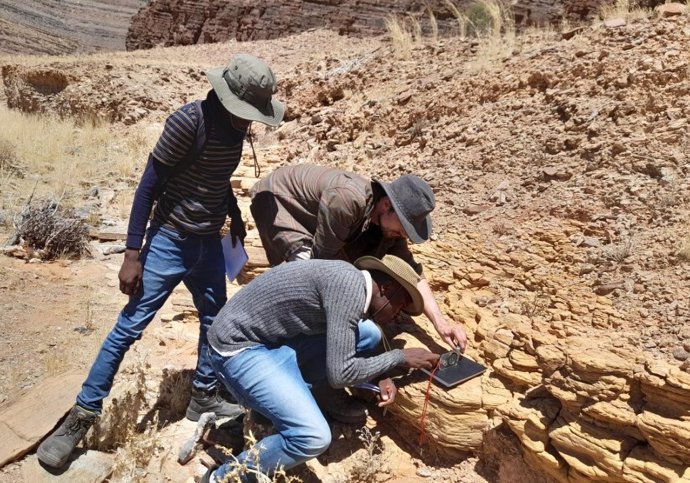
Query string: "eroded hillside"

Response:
xmin=1 ymin=6 xmax=689 ymax=483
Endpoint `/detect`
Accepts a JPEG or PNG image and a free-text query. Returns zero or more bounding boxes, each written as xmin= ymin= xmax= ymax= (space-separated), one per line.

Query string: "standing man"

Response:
xmin=250 ymin=164 xmax=467 ymax=350
xmin=37 ymin=54 xmax=284 ymax=469
xmin=201 ymin=255 xmax=440 ymax=483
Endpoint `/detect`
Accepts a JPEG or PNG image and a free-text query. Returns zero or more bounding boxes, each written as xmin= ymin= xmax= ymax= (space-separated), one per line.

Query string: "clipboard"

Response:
xmin=220 ymin=232 xmax=248 ymax=282
xmin=420 ymin=354 xmax=486 ymax=388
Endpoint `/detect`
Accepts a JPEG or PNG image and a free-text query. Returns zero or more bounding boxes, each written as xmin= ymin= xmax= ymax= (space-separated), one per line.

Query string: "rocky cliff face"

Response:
xmin=0 ymin=0 xmax=149 ymax=55
xmin=125 ymin=0 xmax=445 ymax=50
xmin=125 ymin=0 xmax=626 ymax=51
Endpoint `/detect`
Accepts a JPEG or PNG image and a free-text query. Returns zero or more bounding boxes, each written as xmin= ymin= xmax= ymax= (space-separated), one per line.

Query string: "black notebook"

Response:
xmin=420 ymin=356 xmax=487 ymax=388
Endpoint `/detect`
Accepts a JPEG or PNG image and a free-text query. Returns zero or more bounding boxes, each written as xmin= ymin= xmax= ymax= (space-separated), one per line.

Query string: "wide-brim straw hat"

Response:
xmin=206 ymin=53 xmax=285 ymax=126
xmin=354 ymin=255 xmax=424 ymax=316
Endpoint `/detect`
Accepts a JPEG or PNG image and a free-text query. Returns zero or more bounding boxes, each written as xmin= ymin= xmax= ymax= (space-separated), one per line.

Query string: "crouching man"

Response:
xmin=201 ymin=255 xmax=439 ymax=482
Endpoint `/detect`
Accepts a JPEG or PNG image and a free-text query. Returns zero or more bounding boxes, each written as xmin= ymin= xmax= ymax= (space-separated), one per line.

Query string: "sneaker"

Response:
xmin=199 ymin=465 xmax=219 ymax=483
xmin=313 ymin=385 xmax=367 ymax=425
xmin=186 ymin=387 xmax=243 ymax=422
xmin=37 ymin=405 xmax=97 ymax=468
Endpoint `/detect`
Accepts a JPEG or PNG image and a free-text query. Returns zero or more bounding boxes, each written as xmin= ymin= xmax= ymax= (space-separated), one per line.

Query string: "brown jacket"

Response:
xmin=250 ymin=164 xmax=422 ymax=274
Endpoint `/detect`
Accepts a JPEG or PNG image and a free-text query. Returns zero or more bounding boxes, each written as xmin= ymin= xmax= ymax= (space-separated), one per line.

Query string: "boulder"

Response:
xmin=0 ymin=370 xmax=84 ymax=467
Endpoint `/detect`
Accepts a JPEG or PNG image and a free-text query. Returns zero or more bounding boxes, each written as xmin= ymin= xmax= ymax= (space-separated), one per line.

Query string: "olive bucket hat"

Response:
xmin=206 ymin=53 xmax=285 ymax=126
xmin=354 ymin=255 xmax=424 ymax=316
xmin=376 ymin=175 xmax=435 ymax=244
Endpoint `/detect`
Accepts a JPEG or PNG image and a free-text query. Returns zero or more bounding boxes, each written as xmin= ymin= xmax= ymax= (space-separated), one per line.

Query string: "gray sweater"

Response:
xmin=208 ymin=259 xmax=406 ymax=388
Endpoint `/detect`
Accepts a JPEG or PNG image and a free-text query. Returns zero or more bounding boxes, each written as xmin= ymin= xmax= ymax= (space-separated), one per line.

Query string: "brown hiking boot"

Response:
xmin=37 ymin=405 xmax=97 ymax=468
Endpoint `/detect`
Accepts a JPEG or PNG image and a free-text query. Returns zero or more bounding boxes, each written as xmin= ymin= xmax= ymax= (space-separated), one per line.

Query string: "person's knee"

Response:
xmin=110 ymin=321 xmax=144 ymax=345
xmin=356 ymin=319 xmax=382 ymax=352
xmin=286 ymin=420 xmax=332 ymax=459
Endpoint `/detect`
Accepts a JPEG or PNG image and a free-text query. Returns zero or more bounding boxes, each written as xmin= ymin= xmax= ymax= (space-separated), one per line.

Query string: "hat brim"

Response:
xmin=354 ymin=256 xmax=424 ymax=316
xmin=207 ymin=67 xmax=285 ymax=127
xmin=378 ymin=181 xmax=432 ymax=244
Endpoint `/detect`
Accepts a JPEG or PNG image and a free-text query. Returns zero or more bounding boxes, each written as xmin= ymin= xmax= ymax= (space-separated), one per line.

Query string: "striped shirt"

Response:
xmin=208 ymin=260 xmax=406 ymax=388
xmin=151 ymin=94 xmax=245 ymax=236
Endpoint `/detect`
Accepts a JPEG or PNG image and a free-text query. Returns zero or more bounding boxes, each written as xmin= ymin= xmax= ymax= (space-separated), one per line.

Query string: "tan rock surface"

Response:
xmin=0 ymin=371 xmax=84 ymax=467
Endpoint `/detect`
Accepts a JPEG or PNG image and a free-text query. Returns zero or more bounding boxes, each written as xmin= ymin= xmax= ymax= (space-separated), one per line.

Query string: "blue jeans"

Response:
xmin=209 ymin=320 xmax=381 ymax=480
xmin=77 ymin=223 xmax=226 ymax=412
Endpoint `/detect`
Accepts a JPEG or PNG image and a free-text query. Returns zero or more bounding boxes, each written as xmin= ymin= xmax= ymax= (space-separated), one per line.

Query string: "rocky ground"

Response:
xmin=0 ymin=5 xmax=689 ymax=483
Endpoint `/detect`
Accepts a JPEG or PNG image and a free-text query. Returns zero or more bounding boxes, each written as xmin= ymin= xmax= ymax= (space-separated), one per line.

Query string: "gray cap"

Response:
xmin=377 ymin=175 xmax=435 ymax=244
xmin=206 ymin=53 xmax=285 ymax=126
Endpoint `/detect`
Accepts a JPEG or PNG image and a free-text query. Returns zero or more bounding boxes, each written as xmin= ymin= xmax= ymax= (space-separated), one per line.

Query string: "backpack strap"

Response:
xmin=170 ymin=99 xmax=207 ymax=178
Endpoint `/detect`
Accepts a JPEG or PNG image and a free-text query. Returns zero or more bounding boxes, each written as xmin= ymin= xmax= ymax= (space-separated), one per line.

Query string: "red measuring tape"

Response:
xmin=418 ymin=360 xmax=441 ymax=446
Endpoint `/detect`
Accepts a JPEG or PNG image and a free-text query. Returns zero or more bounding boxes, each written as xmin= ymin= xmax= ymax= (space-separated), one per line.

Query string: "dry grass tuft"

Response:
xmin=45 ymin=349 xmax=70 ymax=376
xmin=599 ymin=0 xmax=651 ymax=21
xmin=447 ymin=0 xmax=518 ymax=71
xmin=14 ymin=201 xmax=90 ymax=259
xmin=384 ymin=15 xmax=423 ymax=59
xmin=0 ymin=106 xmax=155 ymax=225
xmin=445 ymin=0 xmax=470 ymax=38
xmin=427 ymin=4 xmax=439 ymax=44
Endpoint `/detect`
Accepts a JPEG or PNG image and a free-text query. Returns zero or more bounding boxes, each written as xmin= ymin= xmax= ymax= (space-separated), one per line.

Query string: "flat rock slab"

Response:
xmin=0 ymin=370 xmax=84 ymax=467
xmin=21 ymin=451 xmax=113 ymax=482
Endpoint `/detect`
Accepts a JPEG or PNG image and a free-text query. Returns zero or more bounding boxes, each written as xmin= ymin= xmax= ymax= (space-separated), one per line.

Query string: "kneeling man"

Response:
xmin=202 ymin=255 xmax=439 ymax=482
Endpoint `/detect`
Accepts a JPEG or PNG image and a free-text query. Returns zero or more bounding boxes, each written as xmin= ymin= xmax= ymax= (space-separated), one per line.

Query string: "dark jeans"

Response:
xmin=77 ymin=223 xmax=226 ymax=412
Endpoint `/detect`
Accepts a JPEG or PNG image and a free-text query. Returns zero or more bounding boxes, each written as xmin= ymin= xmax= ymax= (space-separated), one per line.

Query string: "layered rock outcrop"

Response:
xmin=391 ymin=238 xmax=690 ymax=482
xmin=0 ymin=0 xmax=148 ymax=55
xmin=125 ymin=0 xmax=669 ymax=51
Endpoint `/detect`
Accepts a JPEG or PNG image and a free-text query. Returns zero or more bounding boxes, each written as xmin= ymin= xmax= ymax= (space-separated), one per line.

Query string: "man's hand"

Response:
xmin=119 ymin=248 xmax=143 ymax=296
xmin=402 ymin=348 xmax=440 ymax=370
xmin=230 ymin=215 xmax=246 ymax=247
xmin=377 ymin=378 xmax=397 ymax=407
xmin=437 ymin=323 xmax=468 ymax=352
xmin=418 ymin=278 xmax=469 ymax=352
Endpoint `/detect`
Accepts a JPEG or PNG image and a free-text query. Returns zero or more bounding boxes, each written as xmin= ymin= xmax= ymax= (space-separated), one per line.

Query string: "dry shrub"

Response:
xmin=152 ymin=368 xmax=193 ymax=423
xmin=110 ymin=415 xmax=162 ymax=483
xmin=14 ymin=201 xmax=90 ymax=259
xmin=603 ymin=237 xmax=634 ymax=263
xmin=87 ymin=361 xmax=149 ymax=451
xmin=216 ymin=431 xmax=302 ymax=482
xmin=86 ymin=359 xmax=164 ymax=482
xmin=348 ymin=427 xmax=389 ymax=482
